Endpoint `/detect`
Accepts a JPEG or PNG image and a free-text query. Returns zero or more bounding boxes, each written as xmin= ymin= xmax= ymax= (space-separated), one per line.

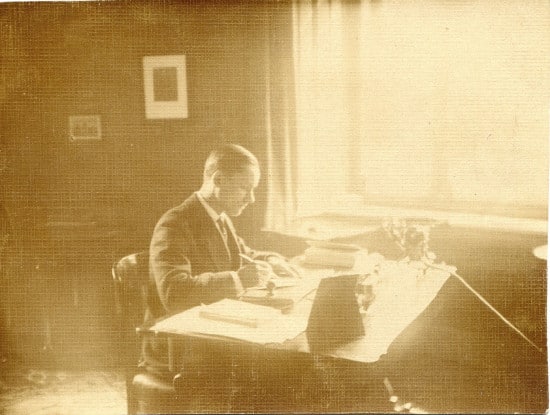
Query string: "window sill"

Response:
xmin=264 ymin=204 xmax=548 ymax=240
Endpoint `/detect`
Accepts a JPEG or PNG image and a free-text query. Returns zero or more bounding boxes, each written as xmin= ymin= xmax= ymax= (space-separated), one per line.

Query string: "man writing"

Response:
xmin=143 ymin=144 xmax=299 ymax=406
xmin=148 ymin=143 xmax=298 ymax=318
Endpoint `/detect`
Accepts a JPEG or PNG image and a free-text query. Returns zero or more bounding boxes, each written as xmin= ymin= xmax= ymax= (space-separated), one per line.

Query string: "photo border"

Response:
xmin=143 ymin=55 xmax=188 ymax=119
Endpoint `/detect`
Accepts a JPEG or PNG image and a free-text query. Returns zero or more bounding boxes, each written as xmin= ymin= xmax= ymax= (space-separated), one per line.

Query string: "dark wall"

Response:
xmin=0 ymin=1 xmax=284 ymax=365
xmin=1 ymin=1 xmax=272 ymax=245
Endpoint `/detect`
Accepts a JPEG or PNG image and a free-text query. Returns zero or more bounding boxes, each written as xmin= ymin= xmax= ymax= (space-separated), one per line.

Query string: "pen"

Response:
xmin=239 ymin=253 xmax=256 ymax=264
xmin=238 ymin=253 xmax=277 ymax=293
xmin=240 ymin=253 xmax=302 ymax=279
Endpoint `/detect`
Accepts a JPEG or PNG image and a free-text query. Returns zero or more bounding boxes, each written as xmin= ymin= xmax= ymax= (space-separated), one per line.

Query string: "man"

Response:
xmin=144 ymin=144 xmax=299 ymax=400
xmin=148 ymin=143 xmax=297 ymax=318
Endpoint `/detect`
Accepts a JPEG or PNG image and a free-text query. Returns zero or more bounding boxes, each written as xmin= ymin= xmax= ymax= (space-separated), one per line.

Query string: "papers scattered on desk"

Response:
xmin=150 ymin=298 xmax=309 ymax=345
xmin=331 ymin=260 xmax=453 ymax=363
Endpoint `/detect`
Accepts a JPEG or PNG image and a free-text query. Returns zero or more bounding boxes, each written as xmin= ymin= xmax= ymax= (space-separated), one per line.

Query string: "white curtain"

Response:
xmin=263 ymin=3 xmax=298 ymax=232
xmin=293 ymin=0 xmax=364 ymax=216
xmin=291 ymin=0 xmax=549 ymax=219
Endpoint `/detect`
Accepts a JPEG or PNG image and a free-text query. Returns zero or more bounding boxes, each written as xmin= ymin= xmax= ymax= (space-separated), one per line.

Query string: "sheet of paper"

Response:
xmin=331 ymin=263 xmax=452 ymax=362
xmin=150 ymin=299 xmax=309 ymax=345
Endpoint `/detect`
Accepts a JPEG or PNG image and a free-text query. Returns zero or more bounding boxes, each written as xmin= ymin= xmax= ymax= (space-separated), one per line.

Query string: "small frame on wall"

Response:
xmin=69 ymin=115 xmax=102 ymax=141
xmin=143 ymin=55 xmax=188 ymax=119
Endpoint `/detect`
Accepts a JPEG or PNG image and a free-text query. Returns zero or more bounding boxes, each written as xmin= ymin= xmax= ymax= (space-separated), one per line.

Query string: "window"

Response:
xmin=292 ymin=1 xmax=548 ymax=221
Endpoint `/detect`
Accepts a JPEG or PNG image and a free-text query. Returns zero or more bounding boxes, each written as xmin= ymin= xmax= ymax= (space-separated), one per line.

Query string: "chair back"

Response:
xmin=112 ymin=251 xmax=150 ymax=364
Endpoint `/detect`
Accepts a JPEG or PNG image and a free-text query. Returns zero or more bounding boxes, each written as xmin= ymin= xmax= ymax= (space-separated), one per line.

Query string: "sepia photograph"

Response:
xmin=0 ymin=0 xmax=548 ymax=414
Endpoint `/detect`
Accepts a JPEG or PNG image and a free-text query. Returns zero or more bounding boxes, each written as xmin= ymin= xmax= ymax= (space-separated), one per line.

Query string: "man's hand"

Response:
xmin=237 ymin=262 xmax=273 ymax=288
xmin=267 ymin=256 xmax=302 ymax=279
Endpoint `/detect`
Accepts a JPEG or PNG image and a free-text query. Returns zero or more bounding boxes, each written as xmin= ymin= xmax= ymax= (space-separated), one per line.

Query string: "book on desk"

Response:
xmin=236 ymin=277 xmax=298 ymax=311
xmin=302 ymin=240 xmax=364 ymax=268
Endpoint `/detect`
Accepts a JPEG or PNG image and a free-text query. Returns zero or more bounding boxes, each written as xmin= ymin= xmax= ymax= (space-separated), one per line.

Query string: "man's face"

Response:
xmin=217 ymin=165 xmax=260 ymax=217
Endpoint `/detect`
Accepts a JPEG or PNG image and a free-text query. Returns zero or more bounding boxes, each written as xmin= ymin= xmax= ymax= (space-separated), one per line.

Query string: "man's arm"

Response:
xmin=235 ymin=235 xmax=301 ymax=279
xmin=150 ymin=215 xmax=239 ymax=314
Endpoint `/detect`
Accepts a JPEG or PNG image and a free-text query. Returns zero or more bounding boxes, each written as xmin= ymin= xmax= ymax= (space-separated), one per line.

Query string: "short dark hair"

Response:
xmin=203 ymin=144 xmax=259 ymax=181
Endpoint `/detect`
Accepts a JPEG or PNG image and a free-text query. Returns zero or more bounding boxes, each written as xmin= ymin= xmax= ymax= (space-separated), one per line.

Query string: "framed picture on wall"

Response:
xmin=69 ymin=115 xmax=102 ymax=141
xmin=143 ymin=55 xmax=188 ymax=119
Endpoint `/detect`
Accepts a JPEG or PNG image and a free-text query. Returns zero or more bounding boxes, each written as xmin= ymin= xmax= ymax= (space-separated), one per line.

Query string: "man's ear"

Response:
xmin=212 ymin=170 xmax=223 ymax=188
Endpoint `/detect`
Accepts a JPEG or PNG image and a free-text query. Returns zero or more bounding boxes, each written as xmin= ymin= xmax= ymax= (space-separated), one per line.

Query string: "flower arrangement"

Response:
xmin=382 ymin=218 xmax=434 ymax=261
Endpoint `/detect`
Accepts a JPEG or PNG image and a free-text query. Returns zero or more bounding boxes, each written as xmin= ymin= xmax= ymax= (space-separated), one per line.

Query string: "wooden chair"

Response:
xmin=112 ymin=251 xmax=180 ymax=414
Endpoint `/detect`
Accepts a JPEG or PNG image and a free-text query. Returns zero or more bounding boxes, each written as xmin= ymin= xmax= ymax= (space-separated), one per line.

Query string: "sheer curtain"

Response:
xmin=265 ymin=0 xmax=362 ymax=231
xmin=293 ymin=0 xmax=366 ymax=217
xmin=266 ymin=0 xmax=549 ymax=230
xmin=293 ymin=0 xmax=550 ymax=221
xmin=263 ymin=3 xmax=298 ymax=232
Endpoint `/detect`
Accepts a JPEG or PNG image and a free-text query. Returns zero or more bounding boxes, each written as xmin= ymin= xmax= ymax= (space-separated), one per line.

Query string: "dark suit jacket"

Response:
xmin=143 ymin=194 xmax=275 ymax=376
xmin=147 ymin=193 xmax=267 ymax=318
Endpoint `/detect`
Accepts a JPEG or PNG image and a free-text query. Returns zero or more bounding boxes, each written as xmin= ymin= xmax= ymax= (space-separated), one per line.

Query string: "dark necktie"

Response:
xmin=218 ymin=216 xmax=240 ymax=269
xmin=217 ymin=216 xmax=228 ymax=244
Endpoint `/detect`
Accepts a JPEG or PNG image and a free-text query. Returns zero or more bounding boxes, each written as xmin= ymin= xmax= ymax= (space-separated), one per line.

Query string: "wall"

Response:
xmin=0 ymin=1 xmax=278 ymax=365
xmin=1 ymin=1 xmax=274 ymax=242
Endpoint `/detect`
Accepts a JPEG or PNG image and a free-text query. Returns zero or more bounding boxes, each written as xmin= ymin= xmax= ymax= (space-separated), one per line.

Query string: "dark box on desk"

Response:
xmin=306 ymin=274 xmax=365 ymax=352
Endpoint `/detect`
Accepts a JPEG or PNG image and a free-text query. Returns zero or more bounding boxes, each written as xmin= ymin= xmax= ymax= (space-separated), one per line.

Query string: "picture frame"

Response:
xmin=143 ymin=55 xmax=188 ymax=119
xmin=68 ymin=115 xmax=102 ymax=141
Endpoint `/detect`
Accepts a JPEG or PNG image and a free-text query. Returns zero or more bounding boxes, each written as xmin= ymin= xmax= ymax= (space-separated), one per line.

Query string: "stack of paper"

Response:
xmin=150 ymin=298 xmax=309 ymax=345
xmin=198 ymin=299 xmax=264 ymax=327
xmin=302 ymin=240 xmax=364 ymax=268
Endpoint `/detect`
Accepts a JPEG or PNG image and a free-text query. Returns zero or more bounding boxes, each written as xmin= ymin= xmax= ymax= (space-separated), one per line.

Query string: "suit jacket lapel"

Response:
xmin=224 ymin=218 xmax=243 ymax=269
xmin=186 ymin=195 xmax=233 ymax=272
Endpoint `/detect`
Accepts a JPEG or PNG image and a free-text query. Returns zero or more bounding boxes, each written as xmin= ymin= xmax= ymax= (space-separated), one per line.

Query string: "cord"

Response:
xmin=423 ymin=259 xmax=545 ymax=355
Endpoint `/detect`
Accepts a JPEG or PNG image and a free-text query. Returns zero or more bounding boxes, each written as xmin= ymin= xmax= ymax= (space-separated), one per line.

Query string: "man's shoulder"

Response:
xmin=155 ymin=194 xmax=203 ymax=227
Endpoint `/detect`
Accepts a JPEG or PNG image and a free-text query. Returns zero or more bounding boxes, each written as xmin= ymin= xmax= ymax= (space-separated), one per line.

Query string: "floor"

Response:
xmin=0 ymin=354 xmax=428 ymax=415
xmin=0 ymin=345 xmax=546 ymax=415
xmin=0 ymin=239 xmax=546 ymax=414
xmin=0 ymin=358 xmax=126 ymax=415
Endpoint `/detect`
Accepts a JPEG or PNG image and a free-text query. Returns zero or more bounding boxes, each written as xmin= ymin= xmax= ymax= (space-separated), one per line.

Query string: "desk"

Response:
xmin=149 ymin=253 xmax=452 ymax=364
xmin=146 ymin=253 xmax=453 ymax=412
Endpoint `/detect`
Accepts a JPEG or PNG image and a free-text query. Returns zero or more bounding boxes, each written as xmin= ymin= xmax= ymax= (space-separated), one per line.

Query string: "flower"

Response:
xmin=382 ymin=218 xmax=432 ymax=261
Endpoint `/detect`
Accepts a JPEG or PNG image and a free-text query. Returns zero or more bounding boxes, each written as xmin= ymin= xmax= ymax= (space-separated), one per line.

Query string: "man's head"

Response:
xmin=201 ymin=144 xmax=260 ymax=217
